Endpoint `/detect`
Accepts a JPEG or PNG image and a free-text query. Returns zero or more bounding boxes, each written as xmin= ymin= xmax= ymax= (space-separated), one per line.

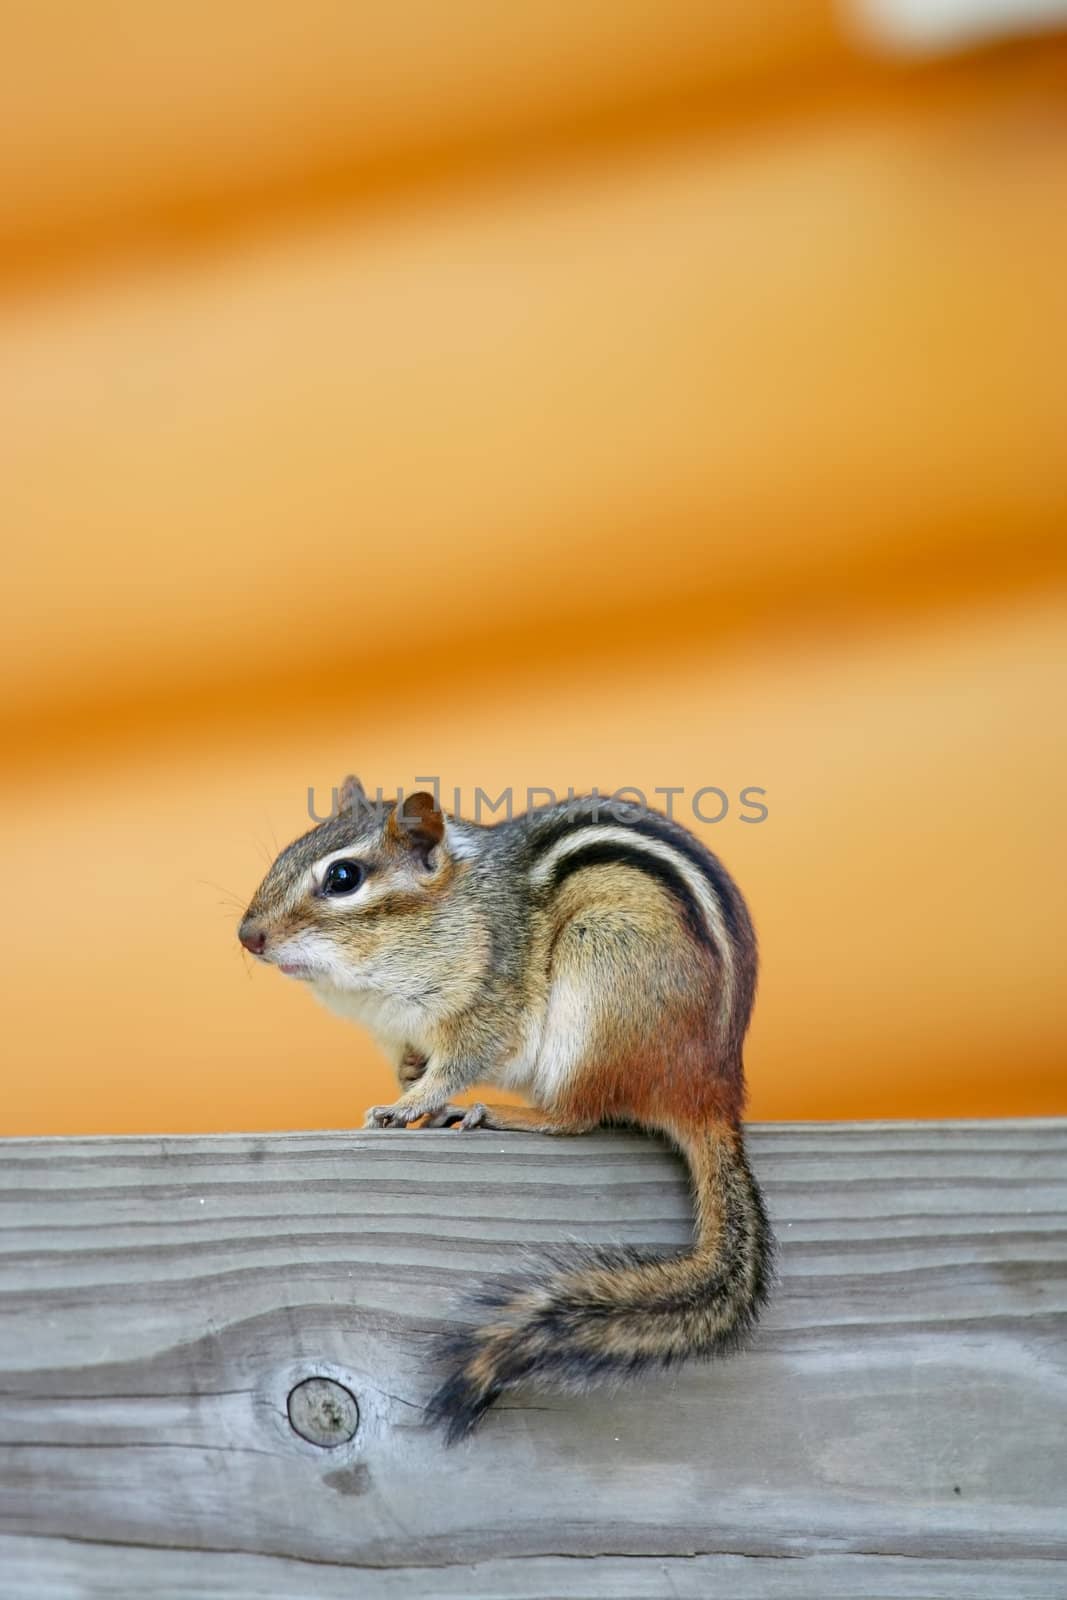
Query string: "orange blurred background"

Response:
xmin=1 ymin=2 xmax=1065 ymax=1135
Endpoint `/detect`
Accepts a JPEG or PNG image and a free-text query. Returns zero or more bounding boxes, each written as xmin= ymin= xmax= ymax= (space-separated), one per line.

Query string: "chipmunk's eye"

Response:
xmin=322 ymin=859 xmax=365 ymax=896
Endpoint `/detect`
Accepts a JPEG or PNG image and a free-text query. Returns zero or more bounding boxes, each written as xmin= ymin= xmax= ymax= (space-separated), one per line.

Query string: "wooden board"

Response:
xmin=0 ymin=1121 xmax=1064 ymax=1597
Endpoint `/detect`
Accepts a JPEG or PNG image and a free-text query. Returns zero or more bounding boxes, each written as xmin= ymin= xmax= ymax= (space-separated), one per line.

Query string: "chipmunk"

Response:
xmin=238 ymin=778 xmax=772 ymax=1442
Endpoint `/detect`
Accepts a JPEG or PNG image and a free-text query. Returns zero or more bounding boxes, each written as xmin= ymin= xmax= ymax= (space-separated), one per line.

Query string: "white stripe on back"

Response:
xmin=530 ymin=824 xmax=734 ymax=1023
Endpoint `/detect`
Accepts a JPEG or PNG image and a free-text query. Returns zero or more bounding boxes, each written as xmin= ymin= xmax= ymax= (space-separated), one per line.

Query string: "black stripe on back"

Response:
xmin=628 ymin=817 xmax=747 ymax=949
xmin=546 ymin=839 xmax=714 ymax=954
xmin=532 ymin=803 xmax=748 ymax=950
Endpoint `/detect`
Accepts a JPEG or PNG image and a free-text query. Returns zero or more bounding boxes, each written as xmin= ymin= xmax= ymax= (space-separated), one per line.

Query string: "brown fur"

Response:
xmin=238 ymin=784 xmax=771 ymax=1440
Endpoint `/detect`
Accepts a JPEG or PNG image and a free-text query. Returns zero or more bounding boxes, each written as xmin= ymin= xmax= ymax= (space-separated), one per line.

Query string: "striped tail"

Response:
xmin=428 ymin=1124 xmax=774 ymax=1444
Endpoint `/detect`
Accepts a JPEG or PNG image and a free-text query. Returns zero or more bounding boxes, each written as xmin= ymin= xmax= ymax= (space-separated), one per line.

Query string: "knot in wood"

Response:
xmin=286 ymin=1377 xmax=359 ymax=1448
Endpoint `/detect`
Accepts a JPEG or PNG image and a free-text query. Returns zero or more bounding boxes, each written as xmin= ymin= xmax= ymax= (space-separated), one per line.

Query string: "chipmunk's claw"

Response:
xmin=363 ymin=1101 xmax=439 ymax=1129
xmin=364 ymin=1096 xmax=489 ymax=1130
xmin=422 ymin=1105 xmax=459 ymax=1128
xmin=425 ymin=1102 xmax=488 ymax=1130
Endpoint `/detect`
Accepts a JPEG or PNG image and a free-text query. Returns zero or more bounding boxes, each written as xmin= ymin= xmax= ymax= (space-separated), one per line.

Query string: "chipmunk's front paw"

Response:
xmin=363 ymin=1099 xmax=443 ymax=1129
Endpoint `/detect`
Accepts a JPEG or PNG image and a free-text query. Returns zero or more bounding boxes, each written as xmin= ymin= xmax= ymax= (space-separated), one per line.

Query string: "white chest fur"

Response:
xmin=310 ymin=983 xmax=433 ymax=1064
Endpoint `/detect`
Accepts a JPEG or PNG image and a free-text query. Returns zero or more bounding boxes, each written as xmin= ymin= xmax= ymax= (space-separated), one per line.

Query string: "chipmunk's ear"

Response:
xmin=387 ymin=791 xmax=446 ymax=862
xmin=339 ymin=774 xmax=367 ymax=812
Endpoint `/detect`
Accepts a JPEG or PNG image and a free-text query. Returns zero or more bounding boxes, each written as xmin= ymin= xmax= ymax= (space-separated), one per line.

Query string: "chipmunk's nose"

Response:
xmin=239 ymin=919 xmax=268 ymax=956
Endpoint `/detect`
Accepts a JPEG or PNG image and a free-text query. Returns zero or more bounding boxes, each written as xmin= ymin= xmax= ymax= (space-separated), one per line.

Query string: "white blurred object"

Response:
xmin=849 ymin=0 xmax=1067 ymax=53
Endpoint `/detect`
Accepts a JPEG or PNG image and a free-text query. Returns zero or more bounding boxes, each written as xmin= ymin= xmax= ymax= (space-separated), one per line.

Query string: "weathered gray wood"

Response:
xmin=0 ymin=1121 xmax=1064 ymax=1600
xmin=4 ymin=1539 xmax=1065 ymax=1600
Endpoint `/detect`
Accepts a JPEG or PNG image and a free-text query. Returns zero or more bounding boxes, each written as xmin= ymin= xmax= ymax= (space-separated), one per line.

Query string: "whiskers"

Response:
xmin=197 ymin=877 xmax=247 ymax=914
xmin=253 ymin=818 xmax=282 ymax=870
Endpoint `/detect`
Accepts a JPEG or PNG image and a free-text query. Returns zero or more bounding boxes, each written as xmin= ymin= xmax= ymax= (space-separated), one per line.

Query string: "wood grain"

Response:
xmin=0 ymin=1121 xmax=1064 ymax=1598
